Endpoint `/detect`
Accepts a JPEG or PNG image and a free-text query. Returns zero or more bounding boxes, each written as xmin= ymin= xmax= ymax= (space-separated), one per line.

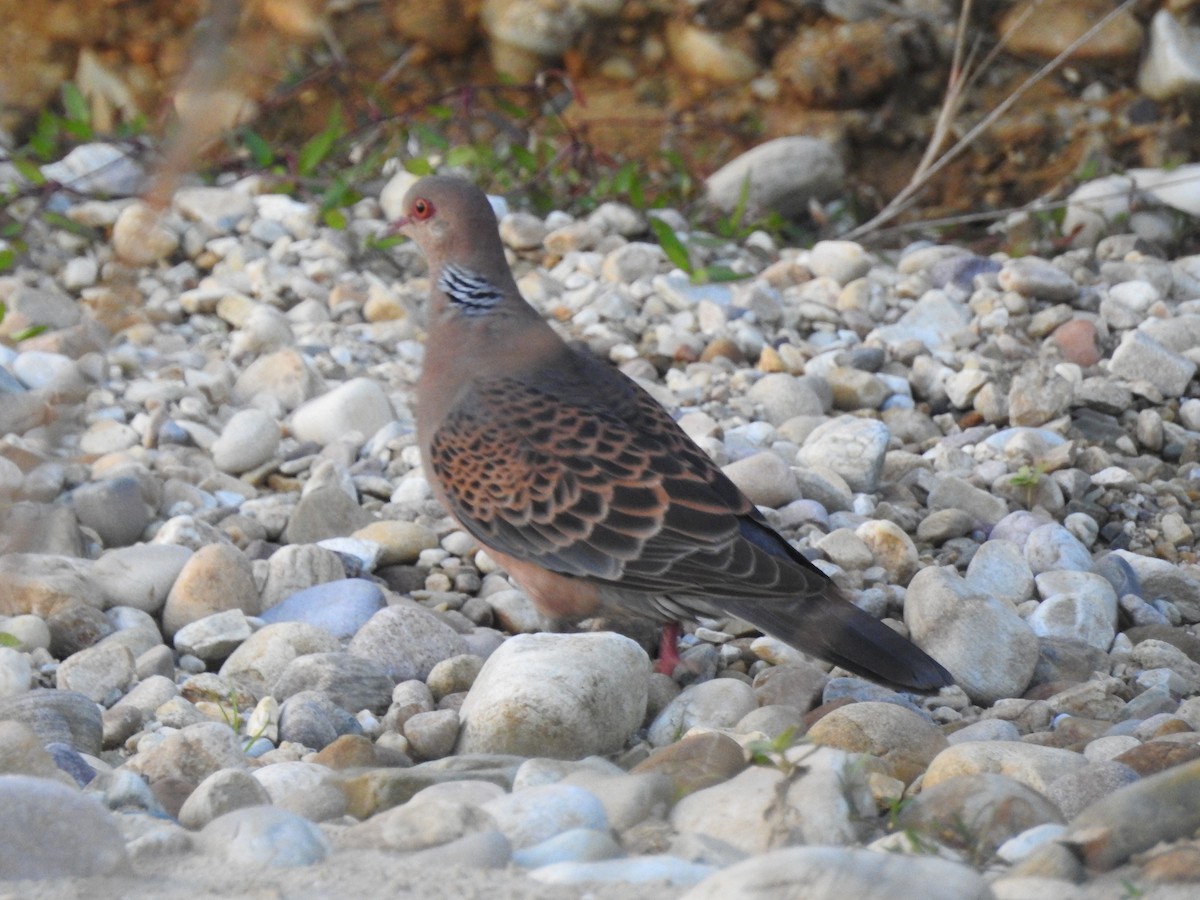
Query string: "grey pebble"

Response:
xmin=0 ymin=774 xmax=130 ymax=878
xmin=197 ymin=805 xmax=331 ymax=867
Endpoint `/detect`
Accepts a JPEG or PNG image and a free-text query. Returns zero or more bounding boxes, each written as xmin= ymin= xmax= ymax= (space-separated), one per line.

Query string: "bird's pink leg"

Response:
xmin=655 ymin=622 xmax=682 ymax=676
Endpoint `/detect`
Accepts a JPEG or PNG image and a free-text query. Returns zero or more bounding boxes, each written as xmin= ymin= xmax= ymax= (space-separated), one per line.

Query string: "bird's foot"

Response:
xmin=654 ymin=622 xmax=682 ymax=676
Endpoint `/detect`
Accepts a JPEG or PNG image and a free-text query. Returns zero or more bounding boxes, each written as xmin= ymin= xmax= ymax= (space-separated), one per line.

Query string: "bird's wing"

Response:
xmin=426 ymin=346 xmax=829 ymax=602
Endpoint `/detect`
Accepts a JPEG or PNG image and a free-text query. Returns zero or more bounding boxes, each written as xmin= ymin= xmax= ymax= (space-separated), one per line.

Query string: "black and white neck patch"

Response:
xmin=438 ymin=264 xmax=504 ymax=316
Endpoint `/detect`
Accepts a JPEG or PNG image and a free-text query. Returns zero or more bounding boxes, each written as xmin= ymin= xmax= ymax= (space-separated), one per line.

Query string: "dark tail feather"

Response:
xmin=724 ymin=594 xmax=954 ymax=692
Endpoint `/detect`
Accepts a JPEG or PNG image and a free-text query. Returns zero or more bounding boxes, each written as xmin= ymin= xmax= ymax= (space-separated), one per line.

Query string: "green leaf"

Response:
xmin=297 ymin=106 xmax=343 ymax=177
xmin=60 ymin=83 xmax=93 ymax=141
xmin=427 ymin=104 xmax=453 ymax=121
xmin=0 ymin=633 xmax=20 ymax=648
xmin=404 ymin=157 xmax=434 ymax=176
xmin=412 ymin=124 xmax=449 ymax=151
xmin=12 ymin=158 xmax=45 ymax=186
xmin=649 ymin=218 xmax=692 ymax=274
xmin=40 ymin=212 xmax=95 ymax=238
xmin=116 ymin=114 xmax=149 ymax=139
xmin=28 ymin=111 xmax=61 ymax=161
xmin=62 ymin=82 xmax=89 ymax=125
xmin=495 ymin=97 xmax=529 ymax=120
xmin=298 ymin=130 xmax=336 ymax=177
xmin=0 ymin=300 xmax=7 ymax=322
xmin=11 ymin=324 xmax=47 ymax=342
xmin=242 ymin=130 xmax=275 ymax=168
xmin=611 ymin=162 xmax=645 ymax=209
xmin=728 ymin=173 xmax=752 ymax=233
xmin=445 ymin=145 xmax=477 ymax=168
xmin=368 ymin=233 xmax=404 ymax=251
xmin=510 ymin=144 xmax=537 ymax=173
xmin=319 ymin=176 xmax=350 ymax=209
xmin=694 ymin=266 xmax=746 ymax=285
xmin=322 ymin=208 xmax=347 ymax=230
xmin=0 ymin=249 xmax=13 ymax=273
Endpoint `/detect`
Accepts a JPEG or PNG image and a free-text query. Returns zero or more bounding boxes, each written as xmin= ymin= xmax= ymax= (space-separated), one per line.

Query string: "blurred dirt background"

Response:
xmin=0 ymin=0 xmax=1194 ymax=230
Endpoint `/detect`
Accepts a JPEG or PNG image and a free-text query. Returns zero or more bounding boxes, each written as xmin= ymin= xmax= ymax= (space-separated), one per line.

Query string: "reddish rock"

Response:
xmin=1114 ymin=740 xmax=1200 ymax=776
xmin=1052 ymin=318 xmax=1102 ymax=367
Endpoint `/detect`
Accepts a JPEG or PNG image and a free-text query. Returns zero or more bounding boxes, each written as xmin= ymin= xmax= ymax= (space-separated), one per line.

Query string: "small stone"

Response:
xmin=112 ymin=201 xmax=178 ymax=265
xmin=998 ymin=258 xmax=1080 ymax=300
xmin=211 ymin=408 xmax=280 ymax=474
xmin=173 ymin=609 xmax=253 ymax=661
xmin=272 ymin=651 xmax=394 ymax=714
xmin=665 ymin=21 xmax=758 ymax=85
xmin=91 ymin=543 xmax=192 ymax=614
xmin=278 ymin=691 xmax=363 ymax=751
xmin=1067 ymin=757 xmax=1200 ymax=871
xmin=178 ymin=767 xmax=272 ymax=830
xmin=906 ymin=566 xmax=1038 ymax=705
xmin=721 ymin=452 xmax=799 ymax=508
xmin=220 ymin=622 xmax=341 ymax=697
xmin=807 ymin=701 xmax=948 ymax=784
xmin=808 ymin=241 xmax=871 ymax=285
xmin=162 ymin=542 xmax=260 ymax=639
xmin=55 ymin=641 xmax=135 ymax=705
xmin=174 ymin=185 xmax=253 ymax=232
xmin=0 ymin=689 xmax=103 ymax=755
xmin=898 ymin=772 xmax=1063 ymax=859
xmin=670 ymin=747 xmax=874 ymax=853
xmin=747 ymin=374 xmax=825 ymax=425
xmin=259 ymin=545 xmax=347 ymax=612
xmin=601 ymin=242 xmax=663 ymax=282
xmin=253 ymin=760 xmax=347 ymax=822
xmin=705 ymin=137 xmax=844 ymax=218
xmin=796 ymin=416 xmax=889 ymax=494
xmin=826 ymin=367 xmax=888 ymax=411
xmin=457 ymin=632 xmax=648 ymax=759
xmin=648 ymin=679 xmax=758 ymax=748
xmin=926 ymin=474 xmax=1009 ymax=528
xmin=348 ymin=603 xmax=469 ymax=682
xmin=197 ymin=805 xmax=331 ymax=867
xmin=404 ymin=709 xmax=460 ymax=760
xmin=259 ymin=578 xmax=385 ymax=640
xmin=924 ymin=741 xmax=1087 ymax=793
xmin=290 ymin=378 xmax=395 ymax=446
xmin=1044 ymin=760 xmax=1139 ymax=820
xmin=353 ymin=520 xmax=438 ymax=566
xmin=1139 ymin=9 xmax=1200 ymax=100
xmin=1052 ymin=319 xmax=1101 ymax=367
xmin=129 ymin=721 xmax=247 ymax=788
xmin=483 ymin=783 xmax=608 ymax=852
xmin=1108 ymin=329 xmax=1196 ymax=397
xmin=855 ymin=520 xmax=918 ymax=585
xmin=427 ymin=654 xmax=484 ymax=700
xmin=682 ymin=845 xmax=990 ymax=900
xmin=0 ymin=648 xmax=32 ymax=700
xmin=0 ymin=775 xmax=130 ymax=878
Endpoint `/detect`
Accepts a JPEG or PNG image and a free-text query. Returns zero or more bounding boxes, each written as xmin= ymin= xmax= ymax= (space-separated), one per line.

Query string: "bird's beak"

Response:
xmin=388 ymin=215 xmax=412 ymax=235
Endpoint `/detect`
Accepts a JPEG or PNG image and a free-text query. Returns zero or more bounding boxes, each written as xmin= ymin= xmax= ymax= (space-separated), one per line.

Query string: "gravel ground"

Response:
xmin=3 ymin=150 xmax=1200 ymax=898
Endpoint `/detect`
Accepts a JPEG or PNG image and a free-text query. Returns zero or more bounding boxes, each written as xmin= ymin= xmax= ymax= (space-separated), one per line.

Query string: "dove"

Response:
xmin=393 ymin=175 xmax=952 ymax=691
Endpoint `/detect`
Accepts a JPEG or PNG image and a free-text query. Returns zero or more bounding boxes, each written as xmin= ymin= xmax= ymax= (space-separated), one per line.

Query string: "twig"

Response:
xmin=844 ymin=0 xmax=1143 ymax=241
xmin=853 ymin=165 xmax=1200 ymax=242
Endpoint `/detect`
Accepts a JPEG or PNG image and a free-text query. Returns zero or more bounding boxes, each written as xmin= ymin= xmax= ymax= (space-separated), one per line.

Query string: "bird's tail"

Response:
xmin=723 ymin=592 xmax=953 ymax=692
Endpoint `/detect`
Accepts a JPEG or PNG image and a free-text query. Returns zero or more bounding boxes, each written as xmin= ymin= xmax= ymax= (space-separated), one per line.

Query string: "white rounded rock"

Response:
xmin=211 ymin=408 xmax=280 ymax=474
xmin=905 ymin=566 xmax=1038 ymax=705
xmin=290 ymin=378 xmax=396 ymax=447
xmin=0 ymin=648 xmax=31 ymax=699
xmin=457 ymin=632 xmax=649 ymax=759
xmin=648 ymin=678 xmax=758 ymax=747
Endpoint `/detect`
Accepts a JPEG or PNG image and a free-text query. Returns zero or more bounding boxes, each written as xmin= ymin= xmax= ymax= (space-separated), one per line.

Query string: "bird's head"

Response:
xmin=391 ymin=175 xmax=505 ymax=273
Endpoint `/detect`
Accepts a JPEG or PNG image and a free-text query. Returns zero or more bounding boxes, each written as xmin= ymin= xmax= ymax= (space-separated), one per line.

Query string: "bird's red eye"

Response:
xmin=411 ymin=198 xmax=435 ymax=220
